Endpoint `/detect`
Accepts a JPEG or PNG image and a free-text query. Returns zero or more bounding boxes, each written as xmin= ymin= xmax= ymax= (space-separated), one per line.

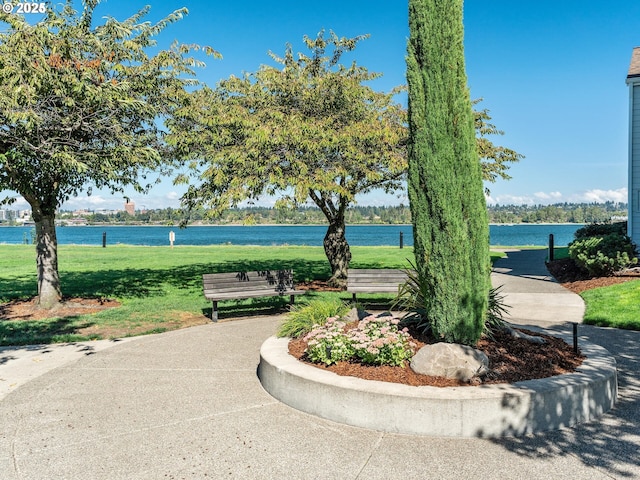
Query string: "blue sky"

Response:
xmin=5 ymin=0 xmax=640 ymax=210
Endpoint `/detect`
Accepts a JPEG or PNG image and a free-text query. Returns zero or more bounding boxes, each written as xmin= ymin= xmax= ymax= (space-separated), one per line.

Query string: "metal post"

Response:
xmin=102 ymin=231 xmax=106 ymax=248
xmin=548 ymin=233 xmax=554 ymax=262
xmin=399 ymin=231 xmax=404 ymax=249
xmin=573 ymin=322 xmax=578 ymax=354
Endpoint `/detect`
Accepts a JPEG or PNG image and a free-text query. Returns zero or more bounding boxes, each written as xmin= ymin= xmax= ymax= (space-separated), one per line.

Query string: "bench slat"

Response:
xmin=203 ymin=280 xmax=285 ymax=290
xmin=347 ymin=269 xmax=407 ymax=274
xmin=348 ymin=285 xmax=400 ymax=293
xmin=346 ymin=268 xmax=410 ymax=301
xmin=204 ymin=290 xmax=305 ymax=301
xmin=348 ymin=277 xmax=407 ymax=284
xmin=204 ymin=286 xmax=302 ymax=297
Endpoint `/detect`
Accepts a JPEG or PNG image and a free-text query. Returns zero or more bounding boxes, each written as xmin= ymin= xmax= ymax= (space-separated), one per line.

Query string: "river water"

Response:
xmin=0 ymin=223 xmax=583 ymax=247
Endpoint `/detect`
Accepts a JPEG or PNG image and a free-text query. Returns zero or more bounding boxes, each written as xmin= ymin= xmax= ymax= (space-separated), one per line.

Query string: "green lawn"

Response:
xmin=22 ymin=242 xmax=640 ymax=344
xmin=0 ymin=245 xmax=410 ymax=344
xmin=0 ymin=244 xmax=507 ymax=345
xmin=547 ymin=246 xmax=640 ymax=330
xmin=581 ymin=281 xmax=640 ymax=330
xmin=0 ymin=244 xmax=505 ymax=345
xmin=552 ymin=246 xmax=570 ymax=260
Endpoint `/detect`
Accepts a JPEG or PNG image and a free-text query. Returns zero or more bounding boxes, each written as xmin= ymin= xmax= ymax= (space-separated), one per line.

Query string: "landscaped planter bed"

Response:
xmin=258 ymin=333 xmax=617 ymax=438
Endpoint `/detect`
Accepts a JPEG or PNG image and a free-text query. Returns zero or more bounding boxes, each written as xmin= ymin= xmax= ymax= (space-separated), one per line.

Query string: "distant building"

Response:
xmin=125 ymin=201 xmax=135 ymax=216
xmin=0 ymin=209 xmax=18 ymax=221
xmin=627 ymin=47 xmax=640 ymax=246
xmin=95 ymin=208 xmax=120 ymax=215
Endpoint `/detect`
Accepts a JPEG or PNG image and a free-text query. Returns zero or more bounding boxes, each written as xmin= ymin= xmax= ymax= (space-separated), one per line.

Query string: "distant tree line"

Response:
xmin=487 ymin=202 xmax=627 ymax=224
xmin=57 ymin=202 xmax=628 ymax=226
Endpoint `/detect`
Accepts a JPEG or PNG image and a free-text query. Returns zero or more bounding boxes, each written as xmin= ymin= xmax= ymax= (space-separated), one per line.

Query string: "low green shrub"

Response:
xmin=569 ymin=233 xmax=637 ymax=276
xmin=276 ymin=298 xmax=350 ymax=339
xmin=574 ymin=221 xmax=627 ymax=240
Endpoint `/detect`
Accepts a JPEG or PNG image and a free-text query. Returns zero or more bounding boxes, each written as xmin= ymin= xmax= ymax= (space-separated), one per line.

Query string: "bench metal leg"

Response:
xmin=352 ymin=293 xmax=357 ymax=303
xmin=212 ymin=301 xmax=218 ymax=322
xmin=289 ymin=294 xmax=295 ymax=305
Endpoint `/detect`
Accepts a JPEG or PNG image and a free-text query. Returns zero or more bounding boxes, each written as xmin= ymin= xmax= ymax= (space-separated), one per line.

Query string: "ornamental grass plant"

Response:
xmin=276 ymin=298 xmax=350 ymax=339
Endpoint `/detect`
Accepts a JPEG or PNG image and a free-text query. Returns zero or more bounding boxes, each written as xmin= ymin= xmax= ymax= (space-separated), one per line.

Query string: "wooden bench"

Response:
xmin=202 ymin=269 xmax=305 ymax=321
xmin=346 ymin=269 xmax=410 ymax=302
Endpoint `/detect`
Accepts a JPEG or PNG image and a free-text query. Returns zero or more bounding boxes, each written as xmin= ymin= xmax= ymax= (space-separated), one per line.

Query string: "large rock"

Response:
xmin=344 ymin=308 xmax=403 ymax=323
xmin=410 ymin=343 xmax=490 ymax=382
xmin=344 ymin=307 xmax=371 ymax=323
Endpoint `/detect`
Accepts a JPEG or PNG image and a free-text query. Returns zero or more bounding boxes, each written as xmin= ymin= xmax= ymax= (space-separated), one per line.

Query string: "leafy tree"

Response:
xmin=406 ymin=0 xmax=491 ymax=344
xmin=0 ymin=0 xmax=217 ymax=307
xmin=169 ymin=31 xmax=406 ymax=286
xmin=473 ymin=99 xmax=524 ymax=194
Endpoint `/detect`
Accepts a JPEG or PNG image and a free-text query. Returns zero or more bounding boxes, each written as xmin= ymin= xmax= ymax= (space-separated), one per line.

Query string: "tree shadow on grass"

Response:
xmin=489 ymin=324 xmax=640 ymax=478
xmin=0 ymin=258 xmax=332 ymax=301
xmin=0 ymin=316 xmax=96 ymax=346
xmin=1 ymin=257 xmax=408 ymax=322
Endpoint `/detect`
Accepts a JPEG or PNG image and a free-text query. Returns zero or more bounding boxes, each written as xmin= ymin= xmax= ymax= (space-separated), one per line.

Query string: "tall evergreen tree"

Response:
xmin=406 ymin=0 xmax=490 ymax=344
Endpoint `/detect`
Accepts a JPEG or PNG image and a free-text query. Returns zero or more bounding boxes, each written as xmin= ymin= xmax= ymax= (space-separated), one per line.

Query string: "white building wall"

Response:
xmin=631 ymin=84 xmax=640 ymax=245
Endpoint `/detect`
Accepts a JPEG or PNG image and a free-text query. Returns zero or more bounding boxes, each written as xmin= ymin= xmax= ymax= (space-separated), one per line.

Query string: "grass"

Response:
xmin=547 ymin=246 xmax=640 ymax=330
xmin=581 ymin=282 xmax=640 ymax=330
xmin=0 ymin=245 xmax=506 ymax=345
xmin=551 ymin=246 xmax=570 ymax=260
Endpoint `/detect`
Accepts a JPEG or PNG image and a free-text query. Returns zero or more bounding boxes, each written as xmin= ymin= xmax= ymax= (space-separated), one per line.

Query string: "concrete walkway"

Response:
xmin=1 ymin=249 xmax=639 ymax=479
xmin=492 ymin=248 xmax=585 ymax=325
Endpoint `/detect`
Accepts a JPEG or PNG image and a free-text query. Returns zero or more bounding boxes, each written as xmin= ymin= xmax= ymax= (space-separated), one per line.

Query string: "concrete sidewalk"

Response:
xmin=491 ymin=248 xmax=585 ymax=325
xmin=1 ymin=249 xmax=639 ymax=479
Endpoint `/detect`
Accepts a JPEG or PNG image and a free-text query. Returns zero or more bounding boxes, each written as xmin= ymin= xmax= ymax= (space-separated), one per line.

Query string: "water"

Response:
xmin=0 ymin=223 xmax=583 ymax=247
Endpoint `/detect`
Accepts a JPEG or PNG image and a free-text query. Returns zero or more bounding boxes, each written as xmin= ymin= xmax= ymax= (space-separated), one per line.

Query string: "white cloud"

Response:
xmin=534 ymin=191 xmax=563 ymax=201
xmin=485 ymin=194 xmax=537 ymax=205
xmin=62 ymin=195 xmax=127 ymax=211
xmin=487 ymin=188 xmax=628 ymax=206
xmin=166 ymin=191 xmax=180 ymax=201
xmin=568 ymin=188 xmax=628 ymax=204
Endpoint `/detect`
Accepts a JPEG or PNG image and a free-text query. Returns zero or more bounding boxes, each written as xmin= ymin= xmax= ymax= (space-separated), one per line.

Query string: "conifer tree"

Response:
xmin=406 ymin=0 xmax=490 ymax=344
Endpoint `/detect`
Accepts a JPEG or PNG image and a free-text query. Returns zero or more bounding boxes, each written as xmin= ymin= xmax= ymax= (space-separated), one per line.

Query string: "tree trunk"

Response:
xmin=33 ymin=212 xmax=62 ymax=308
xmin=324 ymin=219 xmax=352 ymax=288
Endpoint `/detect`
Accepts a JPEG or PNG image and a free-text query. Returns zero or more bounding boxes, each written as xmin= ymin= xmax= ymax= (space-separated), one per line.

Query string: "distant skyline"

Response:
xmin=2 ymin=0 xmax=639 ymax=211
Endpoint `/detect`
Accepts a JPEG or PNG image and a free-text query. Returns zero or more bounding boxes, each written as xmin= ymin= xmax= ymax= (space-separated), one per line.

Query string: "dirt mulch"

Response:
xmin=296 ymin=280 xmax=344 ymax=292
xmin=546 ymin=257 xmax=640 ymax=294
xmin=0 ymin=297 xmax=121 ymax=321
xmin=0 ymin=297 xmax=213 ymax=340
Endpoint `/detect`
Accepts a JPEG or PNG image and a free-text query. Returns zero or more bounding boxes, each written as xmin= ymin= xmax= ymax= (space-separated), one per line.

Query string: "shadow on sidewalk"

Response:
xmin=491 ymin=325 xmax=640 ymax=477
xmin=492 ymin=249 xmax=555 ymax=280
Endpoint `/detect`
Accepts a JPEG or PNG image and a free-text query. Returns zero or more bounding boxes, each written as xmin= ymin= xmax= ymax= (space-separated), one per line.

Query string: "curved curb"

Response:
xmin=257 ymin=335 xmax=617 ymax=438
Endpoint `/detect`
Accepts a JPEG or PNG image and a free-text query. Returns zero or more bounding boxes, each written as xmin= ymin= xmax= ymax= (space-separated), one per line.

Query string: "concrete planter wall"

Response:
xmin=258 ymin=335 xmax=617 ymax=438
